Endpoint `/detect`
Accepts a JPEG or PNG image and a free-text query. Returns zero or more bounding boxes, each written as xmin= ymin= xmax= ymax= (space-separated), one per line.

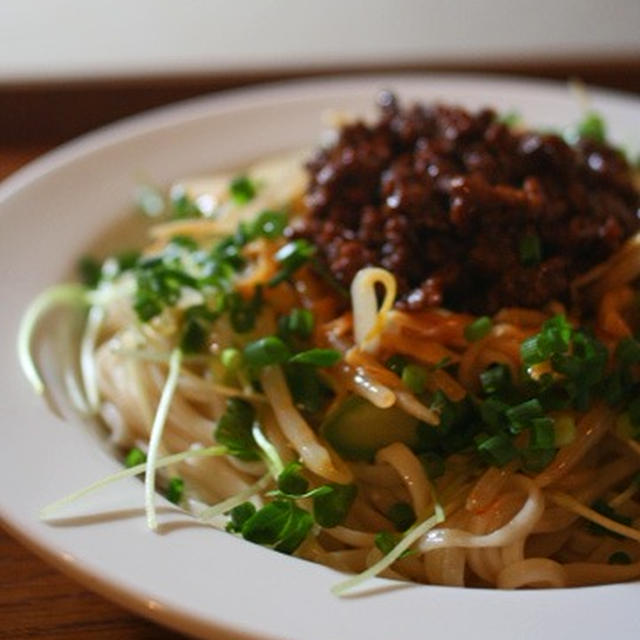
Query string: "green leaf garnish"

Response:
xmin=244 ymin=336 xmax=291 ymax=367
xmin=239 ymin=499 xmax=313 ymax=554
xmin=214 ymin=398 xmax=259 ymax=460
xmin=289 ymin=348 xmax=341 ymax=367
xmin=312 ymin=483 xmax=357 ymax=528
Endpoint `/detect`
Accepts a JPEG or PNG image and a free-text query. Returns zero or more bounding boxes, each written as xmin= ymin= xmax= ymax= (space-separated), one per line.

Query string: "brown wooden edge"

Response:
xmin=1 ymin=56 xmax=639 ymax=147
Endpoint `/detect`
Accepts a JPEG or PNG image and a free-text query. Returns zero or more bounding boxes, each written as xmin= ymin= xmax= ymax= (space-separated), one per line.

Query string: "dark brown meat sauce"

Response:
xmin=296 ymin=94 xmax=640 ymax=314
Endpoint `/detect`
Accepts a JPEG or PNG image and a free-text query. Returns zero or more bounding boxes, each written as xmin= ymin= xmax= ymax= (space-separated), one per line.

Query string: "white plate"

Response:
xmin=1 ymin=75 xmax=639 ymax=640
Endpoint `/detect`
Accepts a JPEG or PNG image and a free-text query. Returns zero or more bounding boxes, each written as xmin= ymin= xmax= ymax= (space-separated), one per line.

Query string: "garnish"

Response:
xmin=312 ymin=483 xmax=357 ymax=528
xmin=125 ymin=447 xmax=147 ymax=468
xmin=144 ymin=348 xmax=183 ymax=530
xmin=577 ymin=111 xmax=606 ymax=143
xmin=464 ymin=316 xmax=492 ymax=342
xmin=289 ymin=348 xmax=341 ymax=367
xmin=401 ymin=363 xmax=428 ymax=394
xmin=214 ymin=398 xmax=260 ymax=460
xmin=231 ymin=499 xmax=313 ymax=554
xmin=243 ymin=336 xmax=291 ymax=367
xmin=269 ymin=239 xmax=316 ymax=287
xmin=166 ymin=476 xmax=185 ymax=504
xmin=229 ymin=175 xmax=258 ymax=204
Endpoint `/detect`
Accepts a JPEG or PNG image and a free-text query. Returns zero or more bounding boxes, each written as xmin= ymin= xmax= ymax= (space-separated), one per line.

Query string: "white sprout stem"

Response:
xmin=252 ymin=423 xmax=285 ymax=478
xmin=109 ymin=345 xmax=213 ymax=365
xmin=63 ymin=362 xmax=91 ymax=415
xmin=144 ymin=348 xmax=183 ymax=530
xmin=17 ymin=284 xmax=89 ymax=394
xmin=40 ymin=445 xmax=227 ymax=518
xmin=80 ymin=305 xmax=105 ymax=414
xmin=198 ymin=473 xmax=272 ymax=521
xmin=331 ymin=502 xmax=445 ymax=596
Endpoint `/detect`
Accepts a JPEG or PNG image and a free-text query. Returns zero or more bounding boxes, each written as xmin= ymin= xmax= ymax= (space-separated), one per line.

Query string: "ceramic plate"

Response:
xmin=1 ymin=75 xmax=639 ymax=640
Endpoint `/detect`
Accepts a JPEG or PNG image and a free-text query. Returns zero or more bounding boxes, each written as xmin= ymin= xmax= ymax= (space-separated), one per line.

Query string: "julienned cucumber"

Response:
xmin=321 ymin=395 xmax=420 ymax=461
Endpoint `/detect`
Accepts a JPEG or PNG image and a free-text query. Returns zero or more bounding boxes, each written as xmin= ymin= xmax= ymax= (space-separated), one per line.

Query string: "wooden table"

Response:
xmin=1 ymin=64 xmax=638 ymax=638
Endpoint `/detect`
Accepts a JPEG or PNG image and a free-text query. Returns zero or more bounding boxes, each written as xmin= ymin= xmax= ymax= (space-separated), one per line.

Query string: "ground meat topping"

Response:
xmin=297 ymin=94 xmax=640 ymax=314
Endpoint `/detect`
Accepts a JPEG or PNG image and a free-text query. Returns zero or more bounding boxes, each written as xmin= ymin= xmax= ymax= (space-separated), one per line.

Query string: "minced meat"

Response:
xmin=297 ymin=93 xmax=640 ymax=314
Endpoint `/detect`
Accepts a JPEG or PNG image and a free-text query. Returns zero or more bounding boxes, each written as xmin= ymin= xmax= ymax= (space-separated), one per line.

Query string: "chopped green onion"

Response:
xmin=243 ymin=336 xmax=291 ymax=367
xmin=166 ymin=476 xmax=184 ymax=504
xmin=505 ymin=399 xmax=545 ymax=433
xmin=251 ymin=210 xmax=287 ymax=239
xmin=480 ymin=364 xmax=511 ymax=395
xmin=479 ymin=397 xmax=510 ymax=431
xmin=170 ymin=188 xmax=201 ymax=219
xmin=464 ymin=316 xmax=492 ymax=342
xmin=577 ymin=111 xmax=606 ymax=143
xmin=401 ymin=364 xmax=429 ymax=394
xmin=269 ymin=240 xmax=316 ymax=287
xmin=278 ymin=308 xmax=314 ymax=340
xmin=169 ymin=234 xmax=199 ymax=251
xmin=289 ymin=348 xmax=341 ymax=367
xmin=125 ymin=447 xmax=147 ymax=468
xmin=78 ymin=256 xmax=102 ymax=288
xmin=528 ymin=417 xmax=555 ymax=449
xmin=229 ymin=175 xmax=257 ymax=204
xmin=498 ymin=110 xmax=521 ymax=127
xmin=476 ymin=433 xmax=518 ymax=467
xmin=180 ymin=305 xmax=216 ymax=354
xmin=519 ymin=233 xmax=542 ymax=266
xmin=227 ymin=288 xmax=263 ymax=334
xmin=521 ymin=314 xmax=572 ymax=366
xmin=221 ymin=347 xmax=242 ymax=371
xmin=115 ymin=250 xmax=141 ymax=273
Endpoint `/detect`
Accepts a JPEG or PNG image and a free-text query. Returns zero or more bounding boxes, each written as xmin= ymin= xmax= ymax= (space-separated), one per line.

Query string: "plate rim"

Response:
xmin=2 ymin=72 xmax=640 ymax=640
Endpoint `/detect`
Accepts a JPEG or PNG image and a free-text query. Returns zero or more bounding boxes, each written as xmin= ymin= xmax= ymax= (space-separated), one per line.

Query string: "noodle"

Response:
xmin=22 ymin=100 xmax=640 ymax=593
